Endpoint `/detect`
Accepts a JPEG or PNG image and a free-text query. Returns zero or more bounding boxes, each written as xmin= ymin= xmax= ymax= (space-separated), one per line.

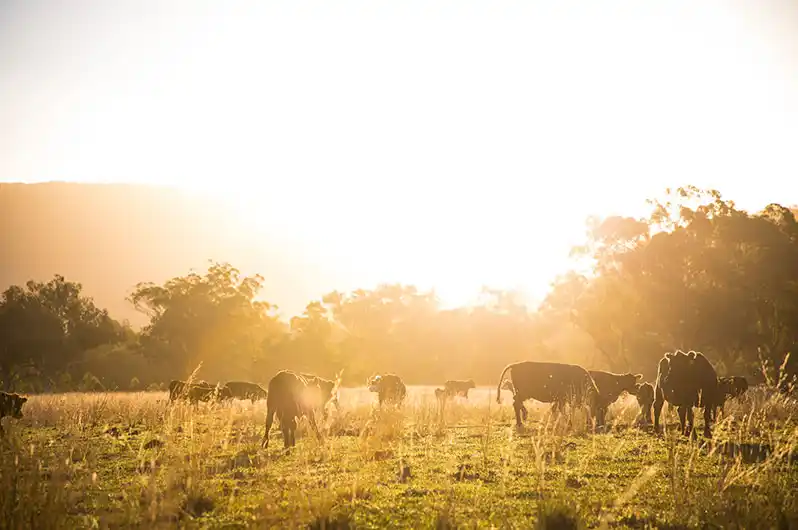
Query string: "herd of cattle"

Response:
xmin=0 ymin=350 xmax=757 ymax=448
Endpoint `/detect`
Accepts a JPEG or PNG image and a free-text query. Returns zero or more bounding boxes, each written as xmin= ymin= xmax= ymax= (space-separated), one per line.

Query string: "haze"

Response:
xmin=2 ymin=0 xmax=798 ymax=313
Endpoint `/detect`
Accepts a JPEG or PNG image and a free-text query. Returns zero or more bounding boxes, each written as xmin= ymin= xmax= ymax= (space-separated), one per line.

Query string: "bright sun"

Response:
xmin=3 ymin=1 xmax=796 ymax=312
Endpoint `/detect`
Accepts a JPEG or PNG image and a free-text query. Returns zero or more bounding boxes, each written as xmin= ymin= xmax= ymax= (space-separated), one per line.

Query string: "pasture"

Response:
xmin=1 ymin=386 xmax=797 ymax=529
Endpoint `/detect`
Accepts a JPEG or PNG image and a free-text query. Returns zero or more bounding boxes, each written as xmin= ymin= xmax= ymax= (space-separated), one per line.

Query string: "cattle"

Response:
xmin=653 ymin=350 xmax=722 ymax=438
xmin=588 ymin=370 xmax=643 ymax=427
xmin=0 ymin=391 xmax=27 ymax=436
xmin=261 ymin=370 xmax=324 ymax=449
xmin=367 ymin=374 xmax=407 ymax=406
xmin=713 ymin=376 xmax=749 ymax=420
xmin=299 ymin=372 xmax=339 ymax=419
xmin=496 ymin=361 xmax=600 ymax=428
xmin=443 ymin=379 xmax=477 ymax=399
xmin=634 ymin=382 xmax=655 ymax=426
xmin=224 ymin=381 xmax=268 ymax=404
xmin=434 ymin=388 xmax=446 ymax=402
xmin=168 ymin=380 xmax=231 ymax=404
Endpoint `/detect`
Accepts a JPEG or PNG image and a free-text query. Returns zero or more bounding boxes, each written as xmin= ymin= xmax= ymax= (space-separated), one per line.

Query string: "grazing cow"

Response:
xmin=224 ymin=381 xmax=268 ymax=404
xmin=634 ymin=382 xmax=655 ymax=426
xmin=262 ymin=370 xmax=324 ymax=449
xmin=713 ymin=376 xmax=749 ymax=420
xmin=168 ymin=380 xmax=230 ymax=404
xmin=367 ymin=374 xmax=407 ymax=406
xmin=443 ymin=379 xmax=477 ymax=399
xmin=299 ymin=373 xmax=339 ymax=419
xmin=496 ymin=361 xmax=600 ymax=428
xmin=588 ymin=370 xmax=643 ymax=427
xmin=0 ymin=391 xmax=27 ymax=436
xmin=653 ymin=350 xmax=722 ymax=438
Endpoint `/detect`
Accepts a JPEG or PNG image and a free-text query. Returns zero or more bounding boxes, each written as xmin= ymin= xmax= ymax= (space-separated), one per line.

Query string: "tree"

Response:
xmin=129 ymin=262 xmax=284 ymax=380
xmin=0 ymin=275 xmax=122 ymax=389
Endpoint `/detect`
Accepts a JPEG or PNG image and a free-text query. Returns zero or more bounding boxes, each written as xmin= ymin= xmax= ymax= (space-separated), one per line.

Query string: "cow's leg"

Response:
xmin=512 ymin=396 xmax=525 ymax=427
xmin=677 ymin=406 xmax=687 ymax=435
xmin=261 ymin=406 xmax=276 ymax=448
xmin=644 ymin=404 xmax=652 ymax=425
xmin=282 ymin=415 xmax=297 ymax=448
xmin=702 ymin=406 xmax=713 ymax=438
xmin=596 ymin=404 xmax=607 ymax=429
xmin=685 ymin=407 xmax=695 ymax=437
xmin=307 ymin=411 xmax=322 ymax=443
xmin=653 ymin=390 xmax=665 ymax=434
xmin=520 ymin=403 xmax=528 ymax=421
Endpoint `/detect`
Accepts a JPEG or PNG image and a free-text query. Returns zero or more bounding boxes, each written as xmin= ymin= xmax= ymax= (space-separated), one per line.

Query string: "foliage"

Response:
xmin=0 ymin=274 xmax=124 ymax=390
xmin=4 ymin=186 xmax=798 ymax=389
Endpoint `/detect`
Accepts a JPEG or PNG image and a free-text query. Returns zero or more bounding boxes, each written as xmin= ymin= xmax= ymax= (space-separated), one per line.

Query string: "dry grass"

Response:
xmin=1 ymin=385 xmax=796 ymax=528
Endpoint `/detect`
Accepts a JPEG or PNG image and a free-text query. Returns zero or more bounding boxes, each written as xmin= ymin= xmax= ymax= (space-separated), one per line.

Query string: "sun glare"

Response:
xmin=2 ymin=0 xmax=797 ymax=314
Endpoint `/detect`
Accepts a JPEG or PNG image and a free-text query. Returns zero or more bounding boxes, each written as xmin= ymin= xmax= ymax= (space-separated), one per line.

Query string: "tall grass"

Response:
xmin=0 ymin=386 xmax=796 ymax=528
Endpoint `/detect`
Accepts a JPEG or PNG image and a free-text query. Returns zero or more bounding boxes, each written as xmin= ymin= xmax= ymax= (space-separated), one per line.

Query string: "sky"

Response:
xmin=2 ymin=0 xmax=798 ymax=308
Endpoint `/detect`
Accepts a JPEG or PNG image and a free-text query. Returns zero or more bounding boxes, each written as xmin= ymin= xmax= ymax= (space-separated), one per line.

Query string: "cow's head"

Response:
xmin=367 ymin=375 xmax=382 ymax=393
xmin=620 ymin=373 xmax=644 ymax=394
xmin=466 ymin=379 xmax=476 ymax=389
xmin=7 ymin=393 xmax=28 ymax=419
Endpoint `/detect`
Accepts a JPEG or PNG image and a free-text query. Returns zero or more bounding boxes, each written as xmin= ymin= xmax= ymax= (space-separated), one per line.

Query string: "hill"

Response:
xmin=0 ymin=182 xmax=330 ymax=325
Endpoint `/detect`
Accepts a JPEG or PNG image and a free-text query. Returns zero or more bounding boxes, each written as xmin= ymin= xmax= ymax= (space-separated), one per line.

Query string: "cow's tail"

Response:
xmin=496 ymin=363 xmax=515 ymax=404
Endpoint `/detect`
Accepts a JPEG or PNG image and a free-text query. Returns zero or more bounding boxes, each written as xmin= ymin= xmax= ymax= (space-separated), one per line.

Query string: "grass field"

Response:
xmin=1 ymin=386 xmax=797 ymax=529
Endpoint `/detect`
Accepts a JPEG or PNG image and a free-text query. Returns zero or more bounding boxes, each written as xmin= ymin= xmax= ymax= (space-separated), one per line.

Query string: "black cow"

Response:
xmin=224 ymin=381 xmax=268 ymax=404
xmin=588 ymin=370 xmax=643 ymax=427
xmin=634 ymin=382 xmax=655 ymax=426
xmin=367 ymin=374 xmax=407 ymax=405
xmin=496 ymin=361 xmax=600 ymax=428
xmin=168 ymin=380 xmax=231 ymax=404
xmin=713 ymin=375 xmax=749 ymax=420
xmin=443 ymin=379 xmax=476 ymax=399
xmin=261 ymin=371 xmax=324 ymax=449
xmin=653 ymin=350 xmax=722 ymax=438
xmin=0 ymin=391 xmax=27 ymax=436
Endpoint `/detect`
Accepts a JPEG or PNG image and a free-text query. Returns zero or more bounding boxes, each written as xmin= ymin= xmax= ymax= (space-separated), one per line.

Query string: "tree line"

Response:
xmin=2 ymin=186 xmax=797 ymax=392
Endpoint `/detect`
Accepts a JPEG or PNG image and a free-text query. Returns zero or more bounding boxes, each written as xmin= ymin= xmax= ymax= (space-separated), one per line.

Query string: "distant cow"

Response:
xmin=168 ymin=380 xmax=231 ymax=404
xmin=434 ymin=388 xmax=446 ymax=402
xmin=299 ymin=373 xmax=339 ymax=419
xmin=634 ymin=382 xmax=655 ymax=426
xmin=588 ymin=370 xmax=643 ymax=427
xmin=367 ymin=374 xmax=407 ymax=406
xmin=262 ymin=371 xmax=324 ymax=449
xmin=224 ymin=381 xmax=268 ymax=404
xmin=714 ymin=376 xmax=749 ymax=420
xmin=0 ymin=391 xmax=27 ymax=436
xmin=653 ymin=350 xmax=722 ymax=438
xmin=496 ymin=361 xmax=600 ymax=428
xmin=443 ymin=379 xmax=476 ymax=399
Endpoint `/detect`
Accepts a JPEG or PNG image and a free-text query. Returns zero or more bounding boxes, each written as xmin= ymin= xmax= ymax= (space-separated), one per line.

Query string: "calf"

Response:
xmin=443 ymin=379 xmax=476 ymax=399
xmin=653 ymin=350 xmax=722 ymax=438
xmin=224 ymin=381 xmax=268 ymax=404
xmin=367 ymin=374 xmax=407 ymax=405
xmin=634 ymin=382 xmax=655 ymax=426
xmin=496 ymin=361 xmax=600 ymax=428
xmin=261 ymin=371 xmax=324 ymax=449
xmin=299 ymin=372 xmax=339 ymax=419
xmin=714 ymin=375 xmax=749 ymax=420
xmin=0 ymin=391 xmax=27 ymax=436
xmin=588 ymin=370 xmax=642 ymax=427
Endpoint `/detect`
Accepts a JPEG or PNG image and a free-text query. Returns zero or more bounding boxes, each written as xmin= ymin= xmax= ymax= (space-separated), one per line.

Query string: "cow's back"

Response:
xmin=511 ymin=361 xmax=596 ymax=403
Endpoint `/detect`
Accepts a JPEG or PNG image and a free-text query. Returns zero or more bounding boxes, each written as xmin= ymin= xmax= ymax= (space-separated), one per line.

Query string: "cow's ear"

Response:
xmin=665 ymin=352 xmax=674 ymax=359
xmin=21 ymin=397 xmax=28 ymax=403
xmin=634 ymin=374 xmax=643 ymax=380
